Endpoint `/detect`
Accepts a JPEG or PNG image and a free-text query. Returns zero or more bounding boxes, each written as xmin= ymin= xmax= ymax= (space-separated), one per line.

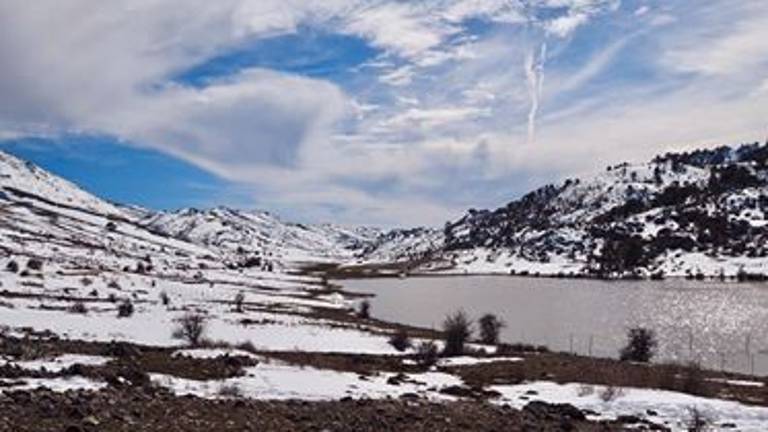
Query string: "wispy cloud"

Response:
xmin=0 ymin=0 xmax=766 ymax=226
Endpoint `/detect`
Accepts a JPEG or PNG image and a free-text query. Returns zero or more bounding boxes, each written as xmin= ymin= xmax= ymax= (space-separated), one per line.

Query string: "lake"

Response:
xmin=342 ymin=276 xmax=768 ymax=376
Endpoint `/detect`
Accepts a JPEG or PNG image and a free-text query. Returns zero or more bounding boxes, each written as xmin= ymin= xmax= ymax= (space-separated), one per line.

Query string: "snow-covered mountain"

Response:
xmin=389 ymin=142 xmax=768 ymax=278
xmin=0 ymin=151 xmax=224 ymax=276
xmin=142 ymin=207 xmax=380 ymax=265
xmin=0 ymin=150 xmax=381 ymax=271
xmin=4 ymin=141 xmax=768 ymax=279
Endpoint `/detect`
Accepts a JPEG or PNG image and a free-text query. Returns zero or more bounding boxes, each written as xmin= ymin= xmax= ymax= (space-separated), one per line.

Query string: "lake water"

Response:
xmin=342 ymin=276 xmax=768 ymax=376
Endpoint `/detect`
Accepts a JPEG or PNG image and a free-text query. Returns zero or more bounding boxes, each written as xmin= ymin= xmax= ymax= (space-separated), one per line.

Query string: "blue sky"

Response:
xmin=0 ymin=1 xmax=767 ymax=226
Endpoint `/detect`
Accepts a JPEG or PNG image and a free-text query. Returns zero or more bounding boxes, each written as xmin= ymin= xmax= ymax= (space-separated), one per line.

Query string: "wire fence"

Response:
xmin=514 ymin=328 xmax=768 ymax=376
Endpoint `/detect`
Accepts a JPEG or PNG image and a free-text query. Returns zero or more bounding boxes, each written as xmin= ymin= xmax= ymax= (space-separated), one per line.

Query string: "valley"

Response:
xmin=2 ymin=145 xmax=768 ymax=430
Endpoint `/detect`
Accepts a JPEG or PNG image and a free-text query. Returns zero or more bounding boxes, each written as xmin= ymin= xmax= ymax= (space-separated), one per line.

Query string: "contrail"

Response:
xmin=525 ymin=42 xmax=547 ymax=144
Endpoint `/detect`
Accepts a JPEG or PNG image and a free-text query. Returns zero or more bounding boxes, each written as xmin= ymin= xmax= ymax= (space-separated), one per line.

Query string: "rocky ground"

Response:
xmin=0 ymin=386 xmax=640 ymax=432
xmin=3 ymin=334 xmax=767 ymax=430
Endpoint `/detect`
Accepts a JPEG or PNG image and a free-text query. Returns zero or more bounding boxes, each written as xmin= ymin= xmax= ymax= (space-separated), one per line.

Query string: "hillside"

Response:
xmin=142 ymin=207 xmax=380 ymax=267
xmin=5 ymin=142 xmax=768 ymax=280
xmin=379 ymin=142 xmax=768 ymax=278
xmin=4 ymin=149 xmax=768 ymax=430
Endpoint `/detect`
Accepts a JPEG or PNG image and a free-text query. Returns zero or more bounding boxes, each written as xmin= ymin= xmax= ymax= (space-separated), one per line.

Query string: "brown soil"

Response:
xmin=0 ymin=386 xmax=633 ymax=432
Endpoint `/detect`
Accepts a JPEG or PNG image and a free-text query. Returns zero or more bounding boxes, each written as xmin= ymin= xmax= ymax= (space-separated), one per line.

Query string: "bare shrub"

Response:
xmin=619 ymin=327 xmax=657 ymax=363
xmin=577 ymin=384 xmax=594 ymax=397
xmin=478 ymin=313 xmax=505 ymax=345
xmin=388 ymin=328 xmax=412 ymax=352
xmin=685 ymin=406 xmax=712 ymax=432
xmin=26 ymin=259 xmax=43 ymax=271
xmin=117 ymin=300 xmax=134 ymax=318
xmin=599 ymin=385 xmax=624 ymax=402
xmin=5 ymin=260 xmax=19 ymax=273
xmin=160 ymin=291 xmax=170 ymax=306
xmin=172 ymin=313 xmax=207 ymax=347
xmin=358 ymin=299 xmax=371 ymax=319
xmin=234 ymin=291 xmax=245 ymax=313
xmin=80 ymin=277 xmax=93 ymax=286
xmin=218 ymin=383 xmax=243 ymax=398
xmin=443 ymin=310 xmax=472 ymax=357
xmin=68 ymin=301 xmax=87 ymax=314
xmin=415 ymin=340 xmax=439 ymax=367
xmin=107 ymin=280 xmax=121 ymax=290
xmin=236 ymin=341 xmax=257 ymax=353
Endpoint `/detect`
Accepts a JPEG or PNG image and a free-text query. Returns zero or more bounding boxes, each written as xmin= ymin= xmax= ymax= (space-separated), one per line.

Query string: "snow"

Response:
xmin=492 ymin=381 xmax=768 ymax=431
xmin=436 ymin=356 xmax=523 ymax=367
xmin=0 ymin=298 xmax=403 ymax=354
xmin=151 ymin=358 xmax=463 ymax=401
xmin=0 ymin=376 xmax=106 ymax=393
xmin=172 ymin=348 xmax=261 ymax=360
xmin=708 ymin=378 xmax=765 ymax=388
xmin=1 ymin=354 xmax=112 ymax=372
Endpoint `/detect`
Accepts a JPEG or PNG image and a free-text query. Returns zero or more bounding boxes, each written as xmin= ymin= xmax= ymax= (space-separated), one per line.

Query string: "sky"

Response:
xmin=0 ymin=1 xmax=767 ymax=227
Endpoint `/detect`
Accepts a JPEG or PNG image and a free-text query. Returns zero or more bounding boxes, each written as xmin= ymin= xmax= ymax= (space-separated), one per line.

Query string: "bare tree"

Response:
xmin=172 ymin=313 xmax=207 ymax=346
xmin=619 ymin=327 xmax=657 ymax=363
xmin=234 ymin=291 xmax=245 ymax=313
xmin=358 ymin=300 xmax=371 ymax=319
xmin=478 ymin=313 xmax=505 ymax=345
xmin=443 ymin=310 xmax=473 ymax=357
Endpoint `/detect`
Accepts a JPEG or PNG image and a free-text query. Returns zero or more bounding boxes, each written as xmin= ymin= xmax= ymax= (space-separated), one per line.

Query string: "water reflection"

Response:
xmin=342 ymin=276 xmax=768 ymax=375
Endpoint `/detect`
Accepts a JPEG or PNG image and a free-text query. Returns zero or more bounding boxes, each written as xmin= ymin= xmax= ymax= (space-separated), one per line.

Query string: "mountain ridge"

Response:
xmin=3 ymin=141 xmax=768 ymax=279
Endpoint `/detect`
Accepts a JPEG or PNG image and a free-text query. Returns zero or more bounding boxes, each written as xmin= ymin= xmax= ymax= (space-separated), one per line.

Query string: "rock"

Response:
xmin=615 ymin=414 xmax=642 ymax=424
xmin=83 ymin=415 xmax=100 ymax=426
xmin=523 ymin=401 xmax=586 ymax=422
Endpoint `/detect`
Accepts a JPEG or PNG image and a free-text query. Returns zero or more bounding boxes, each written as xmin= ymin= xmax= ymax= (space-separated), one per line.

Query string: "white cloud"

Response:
xmin=1 ymin=0 xmax=765 ymax=226
xmin=660 ymin=2 xmax=768 ymax=77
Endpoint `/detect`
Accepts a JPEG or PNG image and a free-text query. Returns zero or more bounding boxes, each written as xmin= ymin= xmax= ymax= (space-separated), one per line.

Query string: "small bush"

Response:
xmin=234 ymin=291 xmax=245 ymax=313
xmin=478 ymin=313 xmax=505 ymax=345
xmin=358 ymin=299 xmax=371 ymax=319
xmin=68 ymin=301 xmax=87 ymax=314
xmin=26 ymin=259 xmax=43 ymax=271
xmin=107 ymin=280 xmax=121 ymax=290
xmin=107 ymin=293 xmax=117 ymax=303
xmin=619 ymin=327 xmax=657 ymax=363
xmin=685 ymin=406 xmax=712 ymax=432
xmin=80 ymin=277 xmax=93 ymax=286
xmin=236 ymin=341 xmax=257 ymax=353
xmin=415 ymin=340 xmax=439 ymax=367
xmin=5 ymin=260 xmax=19 ymax=273
xmin=599 ymin=385 xmax=624 ymax=402
xmin=160 ymin=291 xmax=170 ymax=306
xmin=172 ymin=312 xmax=207 ymax=347
xmin=218 ymin=383 xmax=243 ymax=398
xmin=577 ymin=384 xmax=594 ymax=397
xmin=443 ymin=310 xmax=473 ymax=357
xmin=388 ymin=328 xmax=412 ymax=352
xmin=117 ymin=300 xmax=134 ymax=318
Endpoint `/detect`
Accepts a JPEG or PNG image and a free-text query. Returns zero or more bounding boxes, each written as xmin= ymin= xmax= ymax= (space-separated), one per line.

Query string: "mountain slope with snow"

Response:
xmin=142 ymin=207 xmax=381 ymax=265
xmin=393 ymin=142 xmax=768 ymax=278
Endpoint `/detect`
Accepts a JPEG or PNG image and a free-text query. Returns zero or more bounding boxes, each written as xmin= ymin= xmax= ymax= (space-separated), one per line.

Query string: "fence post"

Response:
xmin=745 ymin=333 xmax=752 ymax=356
xmin=688 ymin=328 xmax=694 ymax=359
